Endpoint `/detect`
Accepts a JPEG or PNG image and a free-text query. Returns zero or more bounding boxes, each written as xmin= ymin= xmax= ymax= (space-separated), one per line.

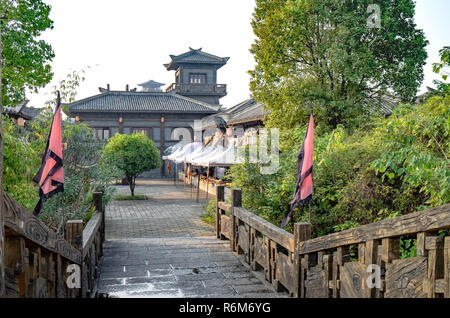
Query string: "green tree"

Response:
xmin=431 ymin=46 xmax=450 ymax=96
xmin=101 ymin=133 xmax=162 ymax=196
xmin=1 ymin=0 xmax=54 ymax=107
xmin=250 ymin=0 xmax=428 ymax=129
xmin=433 ymin=46 xmax=450 ymax=81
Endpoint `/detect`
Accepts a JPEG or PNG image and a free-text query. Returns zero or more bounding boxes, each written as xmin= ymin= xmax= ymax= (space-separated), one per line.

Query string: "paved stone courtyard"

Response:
xmin=98 ymin=179 xmax=286 ymax=298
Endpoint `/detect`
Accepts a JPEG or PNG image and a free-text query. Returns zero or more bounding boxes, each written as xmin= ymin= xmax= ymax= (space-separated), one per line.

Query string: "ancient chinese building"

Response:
xmin=64 ymin=48 xmax=229 ymax=176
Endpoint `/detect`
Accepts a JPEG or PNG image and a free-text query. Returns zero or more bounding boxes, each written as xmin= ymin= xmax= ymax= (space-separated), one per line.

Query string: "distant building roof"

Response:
xmin=3 ymin=100 xmax=41 ymax=120
xmin=363 ymin=95 xmax=402 ymax=116
xmin=63 ymin=91 xmax=220 ymax=115
xmin=201 ymin=98 xmax=267 ymax=130
xmin=414 ymin=86 xmax=436 ymax=104
xmin=164 ymin=47 xmax=229 ymax=71
xmin=227 ymin=99 xmax=268 ymax=126
xmin=138 ymin=80 xmax=165 ymax=88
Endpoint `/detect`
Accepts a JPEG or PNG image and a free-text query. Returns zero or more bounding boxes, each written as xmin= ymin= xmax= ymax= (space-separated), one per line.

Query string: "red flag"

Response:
xmin=281 ymin=113 xmax=314 ymax=228
xmin=32 ymin=92 xmax=64 ymax=216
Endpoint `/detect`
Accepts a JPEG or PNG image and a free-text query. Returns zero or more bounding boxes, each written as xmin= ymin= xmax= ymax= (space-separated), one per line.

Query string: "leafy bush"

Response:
xmin=2 ymin=116 xmax=40 ymax=211
xmin=2 ymin=111 xmax=118 ymax=232
xmin=202 ymin=199 xmax=217 ymax=225
xmin=113 ymin=194 xmax=148 ymax=201
xmin=372 ymin=95 xmax=450 ymax=207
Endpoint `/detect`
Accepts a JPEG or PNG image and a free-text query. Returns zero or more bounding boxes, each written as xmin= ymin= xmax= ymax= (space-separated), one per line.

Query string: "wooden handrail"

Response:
xmin=234 ymin=207 xmax=294 ymax=252
xmin=215 ymin=186 xmax=450 ymax=298
xmin=82 ymin=212 xmax=102 ymax=257
xmin=299 ymin=203 xmax=450 ymax=254
xmin=217 ymin=201 xmax=231 ymax=212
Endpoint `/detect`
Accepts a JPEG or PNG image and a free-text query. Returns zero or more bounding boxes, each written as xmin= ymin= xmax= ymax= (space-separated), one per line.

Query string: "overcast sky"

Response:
xmin=27 ymin=0 xmax=450 ymax=109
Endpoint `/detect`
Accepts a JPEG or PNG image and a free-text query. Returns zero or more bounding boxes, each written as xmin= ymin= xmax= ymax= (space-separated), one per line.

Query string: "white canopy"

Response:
xmin=172 ymin=142 xmax=203 ymax=163
xmin=191 ymin=145 xmax=225 ymax=166
xmin=195 ymin=145 xmax=244 ymax=166
xmin=162 ymin=143 xmax=185 ymax=160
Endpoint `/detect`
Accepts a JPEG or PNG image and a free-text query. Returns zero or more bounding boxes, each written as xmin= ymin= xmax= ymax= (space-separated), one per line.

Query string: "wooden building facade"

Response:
xmin=64 ymin=48 xmax=229 ymax=177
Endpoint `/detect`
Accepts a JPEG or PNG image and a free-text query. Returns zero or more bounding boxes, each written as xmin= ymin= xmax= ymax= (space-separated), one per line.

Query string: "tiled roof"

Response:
xmin=201 ymin=98 xmax=267 ymax=129
xmin=364 ymin=95 xmax=401 ymax=116
xmin=64 ymin=91 xmax=220 ymax=115
xmin=3 ymin=100 xmax=41 ymax=120
xmin=227 ymin=99 xmax=268 ymax=125
xmin=165 ymin=48 xmax=229 ymax=70
xmin=138 ymin=79 xmax=164 ymax=88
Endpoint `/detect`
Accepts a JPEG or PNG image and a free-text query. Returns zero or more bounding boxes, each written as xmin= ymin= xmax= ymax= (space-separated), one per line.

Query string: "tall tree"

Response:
xmin=1 ymin=0 xmax=54 ymax=107
xmin=250 ymin=0 xmax=428 ymax=129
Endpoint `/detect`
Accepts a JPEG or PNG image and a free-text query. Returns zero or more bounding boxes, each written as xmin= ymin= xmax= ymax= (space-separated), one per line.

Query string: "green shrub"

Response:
xmin=202 ymin=199 xmax=217 ymax=225
xmin=3 ymin=113 xmax=118 ymax=232
xmin=2 ymin=116 xmax=40 ymax=211
xmin=113 ymin=194 xmax=148 ymax=201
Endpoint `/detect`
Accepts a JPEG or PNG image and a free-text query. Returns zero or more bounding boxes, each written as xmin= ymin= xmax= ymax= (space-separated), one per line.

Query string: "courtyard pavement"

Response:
xmin=97 ymin=179 xmax=286 ymax=298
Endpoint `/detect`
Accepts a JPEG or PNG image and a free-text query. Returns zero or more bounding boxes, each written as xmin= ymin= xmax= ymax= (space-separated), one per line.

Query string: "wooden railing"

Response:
xmin=166 ymin=83 xmax=227 ymax=95
xmin=216 ymin=186 xmax=450 ymax=298
xmin=0 ymin=191 xmax=105 ymax=298
xmin=0 ymin=191 xmax=81 ymax=298
xmin=65 ymin=192 xmax=105 ymax=298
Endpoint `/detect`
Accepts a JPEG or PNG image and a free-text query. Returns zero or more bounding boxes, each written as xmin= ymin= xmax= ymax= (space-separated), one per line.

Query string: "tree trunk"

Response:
xmin=0 ymin=18 xmax=5 ymax=298
xmin=128 ymin=176 xmax=135 ymax=197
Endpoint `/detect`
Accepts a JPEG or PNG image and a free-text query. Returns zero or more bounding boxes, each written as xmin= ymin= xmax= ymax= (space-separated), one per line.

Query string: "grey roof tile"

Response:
xmin=201 ymin=98 xmax=267 ymax=129
xmin=165 ymin=48 xmax=229 ymax=70
xmin=64 ymin=91 xmax=219 ymax=114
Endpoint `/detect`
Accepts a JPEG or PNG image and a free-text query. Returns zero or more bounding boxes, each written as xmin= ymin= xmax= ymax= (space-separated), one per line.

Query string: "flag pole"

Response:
xmin=59 ymin=91 xmax=65 ymax=237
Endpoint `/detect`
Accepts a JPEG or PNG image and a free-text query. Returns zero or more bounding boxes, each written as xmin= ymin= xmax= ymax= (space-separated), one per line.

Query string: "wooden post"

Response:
xmin=205 ymin=168 xmax=209 ymax=202
xmin=216 ymin=185 xmax=225 ymax=239
xmin=196 ymin=173 xmax=200 ymax=203
xmin=160 ymin=114 xmax=165 ymax=177
xmin=425 ymin=236 xmax=444 ymax=298
xmin=365 ymin=240 xmax=378 ymax=298
xmin=230 ymin=189 xmax=242 ymax=253
xmin=65 ymin=221 xmax=84 ymax=298
xmin=294 ymin=223 xmax=311 ymax=298
xmin=65 ymin=221 xmax=84 ymax=252
xmin=93 ymin=192 xmax=104 ymax=243
xmin=416 ymin=232 xmax=428 ymax=257
xmin=444 ymin=237 xmax=450 ymax=298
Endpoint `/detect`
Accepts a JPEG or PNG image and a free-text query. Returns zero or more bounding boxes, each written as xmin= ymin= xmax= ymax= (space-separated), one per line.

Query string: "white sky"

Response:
xmin=27 ymin=0 xmax=450 ymax=109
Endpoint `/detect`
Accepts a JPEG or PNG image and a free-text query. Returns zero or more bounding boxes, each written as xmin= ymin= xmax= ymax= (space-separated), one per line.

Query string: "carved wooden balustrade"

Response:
xmin=0 ymin=191 xmax=105 ymax=298
xmin=216 ymin=186 xmax=450 ymax=298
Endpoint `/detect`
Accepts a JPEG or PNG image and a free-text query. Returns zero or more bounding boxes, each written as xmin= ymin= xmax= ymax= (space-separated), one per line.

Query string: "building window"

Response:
xmin=189 ymin=73 xmax=206 ymax=84
xmin=94 ymin=128 xmax=110 ymax=140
